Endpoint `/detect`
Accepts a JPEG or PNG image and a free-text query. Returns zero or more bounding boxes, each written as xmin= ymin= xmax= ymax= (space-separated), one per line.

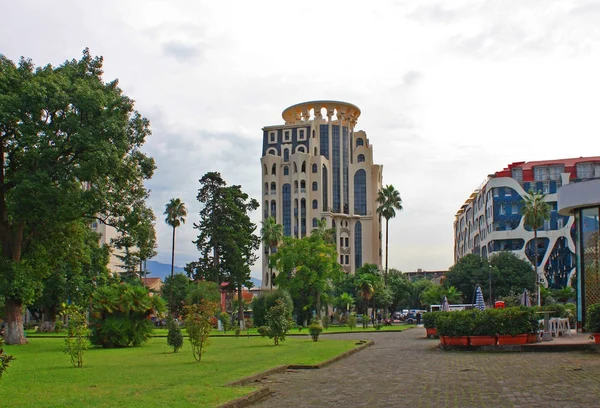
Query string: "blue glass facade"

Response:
xmin=343 ymin=127 xmax=349 ymax=214
xmin=332 ymin=125 xmax=340 ymax=213
xmin=354 ymin=169 xmax=367 ymax=215
xmin=282 ymin=184 xmax=291 ymax=236
xmin=322 ymin=165 xmax=328 ymax=211
xmin=355 ymin=221 xmax=362 ymax=269
xmin=320 ymin=124 xmax=329 ymax=160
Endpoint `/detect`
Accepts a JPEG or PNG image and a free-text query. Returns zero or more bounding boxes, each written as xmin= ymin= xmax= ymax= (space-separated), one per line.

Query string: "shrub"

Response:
xmin=297 ymin=325 xmax=303 ymax=332
xmin=347 ymin=313 xmax=357 ymax=330
xmin=262 ymin=299 xmax=293 ymax=346
xmin=218 ymin=312 xmax=231 ymax=333
xmin=374 ymin=322 xmax=382 ymax=330
xmin=244 ymin=319 xmax=253 ymax=338
xmin=166 ymin=317 xmax=184 ymax=353
xmin=585 ymin=303 xmax=600 ymax=333
xmin=90 ymin=283 xmax=165 ymax=348
xmin=495 ymin=307 xmax=531 ymax=336
xmin=436 ymin=311 xmax=474 ymax=337
xmin=309 ymin=319 xmax=323 ymax=342
xmin=234 ymin=326 xmax=241 ymax=338
xmin=471 ymin=309 xmax=499 ymax=336
xmin=60 ymin=305 xmax=90 ymax=368
xmin=186 ymin=301 xmax=218 ymax=362
xmin=422 ymin=312 xmax=439 ymax=329
xmin=0 ymin=336 xmax=15 ymax=379
xmin=321 ymin=316 xmax=330 ymax=329
xmin=54 ymin=320 xmax=64 ymax=333
xmin=251 ymin=290 xmax=293 ymax=327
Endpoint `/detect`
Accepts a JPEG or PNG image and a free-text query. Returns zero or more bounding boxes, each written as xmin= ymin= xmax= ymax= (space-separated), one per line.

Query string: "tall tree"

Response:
xmin=164 ymin=198 xmax=187 ymax=313
xmin=273 ymin=234 xmax=342 ymax=322
xmin=356 ymin=273 xmax=376 ymax=328
xmin=376 ymin=185 xmax=403 ymax=285
xmin=521 ymin=189 xmax=551 ymax=306
xmin=0 ymin=50 xmax=155 ymax=344
xmin=188 ymin=174 xmax=259 ymax=329
xmin=261 ymin=216 xmax=282 ymax=290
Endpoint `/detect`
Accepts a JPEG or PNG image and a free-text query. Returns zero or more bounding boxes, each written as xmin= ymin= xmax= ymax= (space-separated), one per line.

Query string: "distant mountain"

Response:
xmin=145 ymin=260 xmax=262 ymax=288
xmin=145 ymin=260 xmax=185 ymax=280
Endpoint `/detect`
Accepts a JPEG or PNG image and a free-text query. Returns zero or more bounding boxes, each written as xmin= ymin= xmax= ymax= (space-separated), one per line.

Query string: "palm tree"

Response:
xmin=338 ymin=292 xmax=355 ymax=319
xmin=521 ymin=189 xmax=551 ymax=306
xmin=312 ymin=218 xmax=336 ymax=244
xmin=356 ymin=274 xmax=375 ymax=328
xmin=164 ymin=198 xmax=187 ymax=314
xmin=261 ymin=216 xmax=283 ymax=290
xmin=376 ymin=185 xmax=403 ymax=285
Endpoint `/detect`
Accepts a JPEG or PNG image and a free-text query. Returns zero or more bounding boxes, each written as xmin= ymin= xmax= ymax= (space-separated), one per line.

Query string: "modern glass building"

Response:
xmin=260 ymin=101 xmax=383 ymax=289
xmin=454 ymin=157 xmax=600 ymax=292
xmin=558 ymin=178 xmax=600 ymax=330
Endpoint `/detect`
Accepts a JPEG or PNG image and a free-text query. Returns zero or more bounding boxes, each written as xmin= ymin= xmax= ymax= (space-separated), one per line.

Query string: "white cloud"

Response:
xmin=2 ymin=0 xmax=599 ymax=279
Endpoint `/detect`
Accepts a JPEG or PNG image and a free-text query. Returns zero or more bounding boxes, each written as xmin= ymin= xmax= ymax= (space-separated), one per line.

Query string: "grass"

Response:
xmin=25 ymin=323 xmax=414 ymax=338
xmin=3 ymin=334 xmax=360 ymax=407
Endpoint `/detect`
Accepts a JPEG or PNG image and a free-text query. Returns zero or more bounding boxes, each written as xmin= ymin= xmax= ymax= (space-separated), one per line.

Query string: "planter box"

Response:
xmin=425 ymin=328 xmax=438 ymax=338
xmin=497 ymin=334 xmax=528 ymax=345
xmin=444 ymin=336 xmax=469 ymax=346
xmin=469 ymin=335 xmax=496 ymax=346
xmin=439 ymin=335 xmax=447 ymax=346
xmin=527 ymin=333 xmax=540 ymax=343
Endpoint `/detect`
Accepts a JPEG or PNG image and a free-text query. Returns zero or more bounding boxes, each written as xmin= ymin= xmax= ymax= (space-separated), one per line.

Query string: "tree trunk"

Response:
xmin=237 ymin=283 xmax=245 ymax=329
xmin=38 ymin=305 xmax=58 ymax=332
xmin=315 ymin=290 xmax=322 ymax=320
xmin=534 ymin=229 xmax=540 ymax=306
xmin=4 ymin=299 xmax=27 ymax=345
xmin=385 ymin=218 xmax=389 ymax=285
xmin=169 ymin=225 xmax=176 ymax=315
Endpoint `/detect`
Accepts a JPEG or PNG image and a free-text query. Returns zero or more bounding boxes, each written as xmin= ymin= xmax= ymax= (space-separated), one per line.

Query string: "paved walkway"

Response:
xmin=251 ymin=328 xmax=600 ymax=408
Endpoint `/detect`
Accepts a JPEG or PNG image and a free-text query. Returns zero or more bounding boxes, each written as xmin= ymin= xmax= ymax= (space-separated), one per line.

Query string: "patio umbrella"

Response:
xmin=441 ymin=296 xmax=450 ymax=312
xmin=520 ymin=288 xmax=532 ymax=307
xmin=475 ymin=285 xmax=486 ymax=310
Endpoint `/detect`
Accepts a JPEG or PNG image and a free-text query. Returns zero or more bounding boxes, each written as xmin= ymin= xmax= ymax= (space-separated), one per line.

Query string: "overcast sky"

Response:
xmin=2 ymin=0 xmax=599 ymax=279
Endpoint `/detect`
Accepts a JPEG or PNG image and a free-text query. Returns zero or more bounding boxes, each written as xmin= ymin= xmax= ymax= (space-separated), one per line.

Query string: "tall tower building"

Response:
xmin=260 ymin=101 xmax=383 ymax=289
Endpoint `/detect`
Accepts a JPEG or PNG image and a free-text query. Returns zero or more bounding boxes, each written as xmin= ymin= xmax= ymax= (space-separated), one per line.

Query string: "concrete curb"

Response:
xmin=219 ymin=340 xmax=375 ymax=408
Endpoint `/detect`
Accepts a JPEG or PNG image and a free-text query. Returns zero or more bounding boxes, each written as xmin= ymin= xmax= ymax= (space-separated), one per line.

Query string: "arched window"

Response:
xmin=271 ymin=164 xmax=276 ymax=175
xmin=355 ymin=221 xmax=362 ymax=269
xmin=354 ymin=169 xmax=367 ymax=215
xmin=357 ymin=154 xmax=365 ymax=163
xmin=301 ymin=161 xmax=306 ymax=173
xmin=312 ymin=181 xmax=318 ymax=191
xmin=297 ymin=146 xmax=306 ymax=153
xmin=293 ymin=162 xmax=298 ymax=173
xmin=312 ymin=199 xmax=318 ymax=209
xmin=312 ymin=130 xmax=316 ymax=138
xmin=267 ymin=148 xmax=277 ymax=155
xmin=322 ymin=165 xmax=328 ymax=211
xmin=264 ymin=201 xmax=268 ymax=219
xmin=300 ymin=180 xmax=306 ymax=191
xmin=282 ymin=184 xmax=291 ymax=236
xmin=264 ymin=272 xmax=269 ymax=287
xmin=263 ymin=164 xmax=268 ymax=175
xmin=283 ymin=166 xmax=289 ymax=176
xmin=270 ymin=182 xmax=276 ymax=193
xmin=284 ymin=148 xmax=290 ymax=162
xmin=356 ymin=138 xmax=364 ymax=147
xmin=313 ymin=218 xmax=318 ymax=227
xmin=264 ymin=182 xmax=268 ymax=195
xmin=314 ymin=147 xmax=318 ymax=155
xmin=271 ymin=200 xmax=276 ymax=218
xmin=294 ymin=180 xmax=298 ymax=192
xmin=312 ymin=163 xmax=317 ymax=173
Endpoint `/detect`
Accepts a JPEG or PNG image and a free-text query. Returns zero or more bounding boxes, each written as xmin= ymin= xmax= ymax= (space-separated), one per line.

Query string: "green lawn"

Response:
xmin=3 ymin=335 xmax=360 ymax=407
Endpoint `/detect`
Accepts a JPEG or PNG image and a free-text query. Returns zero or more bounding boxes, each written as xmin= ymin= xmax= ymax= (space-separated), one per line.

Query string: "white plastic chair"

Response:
xmin=548 ymin=318 xmax=560 ymax=337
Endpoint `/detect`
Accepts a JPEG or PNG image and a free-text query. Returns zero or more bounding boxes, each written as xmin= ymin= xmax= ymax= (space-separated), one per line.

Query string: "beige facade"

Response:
xmin=260 ymin=101 xmax=383 ymax=289
xmin=91 ymin=220 xmax=124 ymax=273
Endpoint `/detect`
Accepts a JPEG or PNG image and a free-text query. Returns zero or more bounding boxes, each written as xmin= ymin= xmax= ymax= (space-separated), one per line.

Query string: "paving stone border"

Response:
xmin=220 ymin=340 xmax=374 ymax=408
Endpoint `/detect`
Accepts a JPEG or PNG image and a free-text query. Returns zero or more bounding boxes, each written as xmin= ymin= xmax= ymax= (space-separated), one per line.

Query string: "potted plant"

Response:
xmin=469 ymin=309 xmax=497 ymax=346
xmin=496 ymin=308 xmax=530 ymax=345
xmin=436 ymin=311 xmax=471 ymax=346
xmin=422 ymin=312 xmax=439 ymax=338
xmin=585 ymin=303 xmax=600 ymax=344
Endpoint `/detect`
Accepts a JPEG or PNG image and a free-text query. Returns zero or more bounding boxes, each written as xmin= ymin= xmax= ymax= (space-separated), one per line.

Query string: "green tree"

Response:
xmin=260 ymin=216 xmax=283 ymax=290
xmin=166 ymin=316 xmax=183 ymax=353
xmin=336 ymin=292 xmax=355 ymax=318
xmin=60 ymin=304 xmax=89 ymax=368
xmin=0 ymin=50 xmax=155 ymax=344
xmin=0 ymin=337 xmax=15 ymax=379
xmin=409 ymin=279 xmax=434 ymax=309
xmin=185 ymin=301 xmax=218 ymax=362
xmin=260 ymin=298 xmax=293 ymax=346
xmin=164 ymin=198 xmax=187 ymax=313
xmin=356 ymin=272 xmax=376 ymax=328
xmin=186 ymin=280 xmax=220 ymax=306
xmin=251 ymin=289 xmax=293 ymax=327
xmin=553 ymin=286 xmax=575 ymax=304
xmin=376 ymin=185 xmax=403 ymax=285
xmin=387 ymin=269 xmax=412 ymax=312
xmin=521 ymin=189 xmax=551 ymax=306
xmin=161 ymin=273 xmax=191 ymax=318
xmin=273 ymin=234 xmax=342 ymax=322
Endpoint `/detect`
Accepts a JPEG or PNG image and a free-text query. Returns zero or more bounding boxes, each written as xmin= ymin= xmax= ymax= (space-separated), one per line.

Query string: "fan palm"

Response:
xmin=521 ymin=189 xmax=551 ymax=306
xmin=376 ymin=185 xmax=403 ymax=285
xmin=356 ymin=274 xmax=375 ymax=328
xmin=164 ymin=198 xmax=187 ymax=313
xmin=261 ymin=216 xmax=283 ymax=290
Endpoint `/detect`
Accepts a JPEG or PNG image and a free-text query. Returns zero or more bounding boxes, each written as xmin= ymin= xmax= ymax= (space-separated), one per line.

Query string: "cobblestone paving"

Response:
xmin=251 ymin=328 xmax=600 ymax=408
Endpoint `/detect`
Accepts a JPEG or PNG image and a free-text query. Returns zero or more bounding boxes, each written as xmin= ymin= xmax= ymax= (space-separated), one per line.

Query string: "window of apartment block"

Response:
xmin=512 ymin=168 xmax=523 ymax=183
xmin=534 ymin=166 xmax=549 ymax=181
xmin=549 ymin=165 xmax=564 ymax=180
xmin=345 ymin=255 xmax=349 ymax=264
xmin=312 ymin=181 xmax=318 ymax=191
xmin=345 ymin=237 xmax=349 ymax=247
xmin=284 ymin=130 xmax=291 ymax=142
xmin=298 ymin=129 xmax=306 ymax=141
xmin=577 ymin=162 xmax=593 ymax=179
xmin=269 ymin=132 xmax=276 ymax=143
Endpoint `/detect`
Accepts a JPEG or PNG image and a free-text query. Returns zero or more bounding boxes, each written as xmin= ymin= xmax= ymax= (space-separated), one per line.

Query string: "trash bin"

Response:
xmin=495 ymin=301 xmax=505 ymax=309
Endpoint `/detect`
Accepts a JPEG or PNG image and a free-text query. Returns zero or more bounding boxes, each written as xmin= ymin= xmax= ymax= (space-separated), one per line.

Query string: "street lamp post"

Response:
xmin=488 ymin=262 xmax=493 ymax=307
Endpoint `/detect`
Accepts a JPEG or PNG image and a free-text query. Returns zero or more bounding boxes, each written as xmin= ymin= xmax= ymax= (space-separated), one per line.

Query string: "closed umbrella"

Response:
xmin=520 ymin=288 xmax=532 ymax=307
xmin=441 ymin=296 xmax=450 ymax=312
xmin=475 ymin=285 xmax=486 ymax=311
